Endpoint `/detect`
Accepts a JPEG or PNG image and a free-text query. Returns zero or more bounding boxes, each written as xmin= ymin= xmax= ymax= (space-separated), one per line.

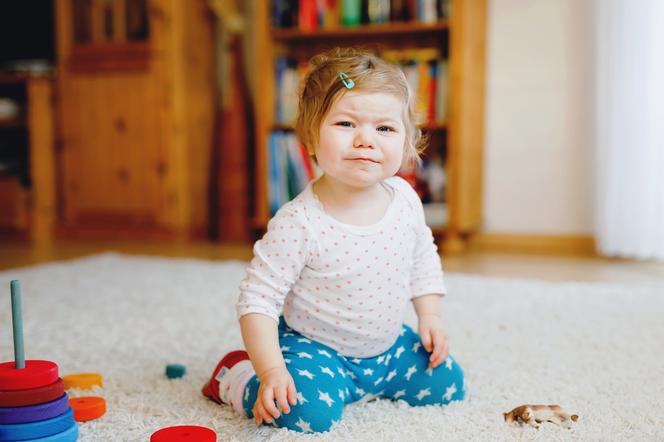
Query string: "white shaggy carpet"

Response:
xmin=1 ymin=253 xmax=663 ymax=441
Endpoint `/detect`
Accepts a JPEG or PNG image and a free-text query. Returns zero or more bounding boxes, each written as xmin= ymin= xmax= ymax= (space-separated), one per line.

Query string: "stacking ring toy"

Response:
xmin=0 ymin=407 xmax=75 ymax=440
xmin=28 ymin=422 xmax=78 ymax=442
xmin=0 ymin=378 xmax=65 ymax=407
xmin=0 ymin=361 xmax=59 ymax=391
xmin=0 ymin=394 xmax=69 ymax=424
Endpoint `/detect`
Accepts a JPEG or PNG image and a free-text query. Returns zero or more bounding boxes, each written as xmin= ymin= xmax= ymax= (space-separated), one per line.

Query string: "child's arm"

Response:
xmin=393 ymin=177 xmax=449 ymax=367
xmin=240 ymin=313 xmax=297 ymax=424
xmin=412 ymin=293 xmax=448 ymax=369
xmin=240 ymin=313 xmax=287 ymax=378
xmin=235 ymin=204 xmax=313 ymax=423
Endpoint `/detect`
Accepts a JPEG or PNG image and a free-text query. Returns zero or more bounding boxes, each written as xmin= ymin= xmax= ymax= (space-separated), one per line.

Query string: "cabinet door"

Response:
xmin=59 ymin=73 xmax=164 ymax=225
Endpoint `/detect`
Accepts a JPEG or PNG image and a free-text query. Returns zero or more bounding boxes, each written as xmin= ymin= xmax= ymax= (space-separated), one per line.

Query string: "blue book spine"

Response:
xmin=268 ymin=132 xmax=281 ymax=215
xmin=274 ymin=57 xmax=288 ymax=124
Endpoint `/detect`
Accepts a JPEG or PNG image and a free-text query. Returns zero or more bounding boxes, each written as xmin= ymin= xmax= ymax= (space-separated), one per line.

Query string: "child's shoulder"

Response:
xmin=385 ymin=175 xmax=414 ymax=192
xmin=384 ymin=176 xmax=421 ymax=208
xmin=268 ymin=188 xmax=315 ymax=227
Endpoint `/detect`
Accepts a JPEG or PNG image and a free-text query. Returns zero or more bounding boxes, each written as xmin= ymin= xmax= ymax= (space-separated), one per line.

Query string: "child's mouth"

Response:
xmin=348 ymin=158 xmax=379 ymax=164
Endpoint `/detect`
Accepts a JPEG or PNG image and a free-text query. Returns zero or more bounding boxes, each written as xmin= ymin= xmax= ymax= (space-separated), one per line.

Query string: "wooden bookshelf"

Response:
xmin=251 ymin=0 xmax=486 ymax=252
xmin=0 ymin=75 xmax=56 ymax=241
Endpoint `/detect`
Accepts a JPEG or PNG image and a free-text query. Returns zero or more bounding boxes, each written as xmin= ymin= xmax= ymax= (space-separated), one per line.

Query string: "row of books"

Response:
xmin=398 ymin=154 xmax=447 ymax=204
xmin=268 ymin=130 xmax=448 ymax=226
xmin=274 ymin=48 xmax=448 ymax=126
xmin=268 ymin=131 xmax=320 ymax=215
xmin=383 ymin=48 xmax=449 ymax=125
xmin=274 ymin=57 xmax=308 ymax=126
xmin=273 ymin=0 xmax=452 ymax=30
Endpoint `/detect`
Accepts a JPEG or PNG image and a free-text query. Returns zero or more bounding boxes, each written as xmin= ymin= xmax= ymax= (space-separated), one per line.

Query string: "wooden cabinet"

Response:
xmin=54 ymin=0 xmax=215 ymax=238
xmin=249 ymin=0 xmax=487 ymax=252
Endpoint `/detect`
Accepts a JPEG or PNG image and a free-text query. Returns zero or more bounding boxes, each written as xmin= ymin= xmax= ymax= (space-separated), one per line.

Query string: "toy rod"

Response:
xmin=10 ymin=280 xmax=25 ymax=369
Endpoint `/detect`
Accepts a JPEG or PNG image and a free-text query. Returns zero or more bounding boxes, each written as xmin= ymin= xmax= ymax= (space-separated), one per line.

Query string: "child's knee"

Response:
xmin=439 ymin=356 xmax=465 ymax=403
xmin=397 ymin=356 xmax=466 ymax=406
xmin=274 ymin=400 xmax=342 ymax=433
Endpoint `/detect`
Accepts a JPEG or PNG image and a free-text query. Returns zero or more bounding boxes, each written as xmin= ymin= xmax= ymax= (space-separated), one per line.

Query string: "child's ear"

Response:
xmin=307 ymin=144 xmax=317 ymax=159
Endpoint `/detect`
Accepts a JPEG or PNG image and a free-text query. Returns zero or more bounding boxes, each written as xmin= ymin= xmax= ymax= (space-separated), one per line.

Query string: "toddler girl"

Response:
xmin=202 ymin=47 xmax=465 ymax=433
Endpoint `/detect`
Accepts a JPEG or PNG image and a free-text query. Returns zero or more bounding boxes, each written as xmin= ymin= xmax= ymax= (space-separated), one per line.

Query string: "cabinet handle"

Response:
xmin=114 ymin=117 xmax=127 ymax=133
xmin=156 ymin=162 xmax=168 ymax=178
xmin=117 ymin=168 xmax=130 ymax=182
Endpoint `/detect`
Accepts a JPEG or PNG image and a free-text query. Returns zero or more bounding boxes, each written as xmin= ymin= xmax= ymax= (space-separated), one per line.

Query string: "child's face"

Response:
xmin=316 ymin=91 xmax=406 ymax=189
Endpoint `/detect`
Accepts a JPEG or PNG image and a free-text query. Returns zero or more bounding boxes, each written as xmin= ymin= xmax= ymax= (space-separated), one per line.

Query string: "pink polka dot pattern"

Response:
xmin=236 ymin=177 xmax=445 ymax=358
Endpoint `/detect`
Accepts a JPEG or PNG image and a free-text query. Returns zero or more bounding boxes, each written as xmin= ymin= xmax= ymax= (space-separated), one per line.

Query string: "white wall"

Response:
xmin=483 ymin=0 xmax=594 ymax=234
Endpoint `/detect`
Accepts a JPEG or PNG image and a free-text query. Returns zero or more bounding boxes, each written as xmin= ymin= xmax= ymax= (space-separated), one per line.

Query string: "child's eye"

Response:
xmin=336 ymin=121 xmax=353 ymax=127
xmin=377 ymin=125 xmax=395 ymax=132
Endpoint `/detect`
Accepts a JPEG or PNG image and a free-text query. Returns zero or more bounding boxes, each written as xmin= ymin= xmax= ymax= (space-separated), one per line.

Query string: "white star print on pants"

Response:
xmin=236 ymin=320 xmax=465 ymax=434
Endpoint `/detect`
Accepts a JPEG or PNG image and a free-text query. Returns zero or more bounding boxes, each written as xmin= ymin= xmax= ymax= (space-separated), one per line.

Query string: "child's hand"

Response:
xmin=253 ymin=365 xmax=298 ymax=425
xmin=418 ymin=314 xmax=449 ymax=369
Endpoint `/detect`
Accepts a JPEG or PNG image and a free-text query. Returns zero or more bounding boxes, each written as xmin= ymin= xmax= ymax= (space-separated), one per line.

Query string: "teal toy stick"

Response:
xmin=10 ymin=280 xmax=25 ymax=369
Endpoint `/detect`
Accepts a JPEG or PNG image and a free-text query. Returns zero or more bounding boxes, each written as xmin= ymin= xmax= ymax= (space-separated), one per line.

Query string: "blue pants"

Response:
xmin=242 ymin=318 xmax=466 ymax=433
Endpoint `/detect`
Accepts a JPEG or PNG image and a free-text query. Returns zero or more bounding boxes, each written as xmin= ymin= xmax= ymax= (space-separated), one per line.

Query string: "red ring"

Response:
xmin=0 ymin=378 xmax=65 ymax=407
xmin=0 ymin=360 xmax=59 ymax=391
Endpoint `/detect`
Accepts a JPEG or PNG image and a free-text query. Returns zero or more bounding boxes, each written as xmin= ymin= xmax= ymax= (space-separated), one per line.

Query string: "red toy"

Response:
xmin=150 ymin=425 xmax=216 ymax=442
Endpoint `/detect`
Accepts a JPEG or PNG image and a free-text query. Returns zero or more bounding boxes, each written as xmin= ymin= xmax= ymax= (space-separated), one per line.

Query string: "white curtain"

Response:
xmin=594 ymin=0 xmax=664 ymax=261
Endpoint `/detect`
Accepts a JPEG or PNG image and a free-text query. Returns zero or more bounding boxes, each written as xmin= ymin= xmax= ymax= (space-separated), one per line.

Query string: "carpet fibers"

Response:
xmin=0 ymin=254 xmax=662 ymax=441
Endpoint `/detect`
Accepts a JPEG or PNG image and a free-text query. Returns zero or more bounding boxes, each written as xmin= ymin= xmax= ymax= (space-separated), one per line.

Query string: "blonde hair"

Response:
xmin=295 ymin=47 xmax=426 ymax=169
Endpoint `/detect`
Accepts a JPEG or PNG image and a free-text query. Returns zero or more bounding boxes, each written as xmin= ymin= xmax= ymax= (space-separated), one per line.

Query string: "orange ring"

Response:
xmin=63 ymin=373 xmax=103 ymax=390
xmin=69 ymin=396 xmax=106 ymax=422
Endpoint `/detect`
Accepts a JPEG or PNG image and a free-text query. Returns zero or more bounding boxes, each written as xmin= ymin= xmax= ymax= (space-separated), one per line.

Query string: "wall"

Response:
xmin=483 ymin=0 xmax=594 ymax=235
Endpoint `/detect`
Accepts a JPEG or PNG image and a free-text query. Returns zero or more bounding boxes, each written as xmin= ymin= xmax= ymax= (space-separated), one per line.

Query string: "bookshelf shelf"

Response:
xmin=0 ymin=118 xmax=27 ymax=129
xmin=0 ymin=74 xmax=49 ymax=84
xmin=422 ymin=122 xmax=447 ymax=131
xmin=272 ymin=20 xmax=449 ymax=40
xmin=252 ymin=0 xmax=487 ymax=253
xmin=430 ymin=226 xmax=448 ymax=236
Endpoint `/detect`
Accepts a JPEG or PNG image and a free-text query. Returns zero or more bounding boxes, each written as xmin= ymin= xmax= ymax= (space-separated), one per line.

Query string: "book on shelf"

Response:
xmin=271 ymin=0 xmax=451 ymax=30
xmin=434 ymin=58 xmax=448 ymax=122
xmin=272 ymin=0 xmax=298 ymax=28
xmin=274 ymin=56 xmax=309 ymax=125
xmin=268 ymin=131 xmax=320 ymax=215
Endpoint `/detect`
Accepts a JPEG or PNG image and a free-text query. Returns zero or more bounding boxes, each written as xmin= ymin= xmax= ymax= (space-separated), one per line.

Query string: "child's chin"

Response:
xmin=344 ymin=176 xmax=383 ymax=188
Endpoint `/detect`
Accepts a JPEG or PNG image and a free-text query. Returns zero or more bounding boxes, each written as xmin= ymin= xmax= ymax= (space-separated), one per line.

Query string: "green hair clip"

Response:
xmin=339 ymin=71 xmax=355 ymax=89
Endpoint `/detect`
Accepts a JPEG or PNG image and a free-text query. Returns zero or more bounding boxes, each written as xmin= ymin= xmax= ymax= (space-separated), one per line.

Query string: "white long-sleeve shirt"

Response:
xmin=236 ymin=176 xmax=446 ymax=357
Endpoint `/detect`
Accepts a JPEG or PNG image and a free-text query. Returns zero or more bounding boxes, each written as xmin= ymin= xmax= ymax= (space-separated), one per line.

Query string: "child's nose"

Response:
xmin=353 ymin=127 xmax=374 ymax=148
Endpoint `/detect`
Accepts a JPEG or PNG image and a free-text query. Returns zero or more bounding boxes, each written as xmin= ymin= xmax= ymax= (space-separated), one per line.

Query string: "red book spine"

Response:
xmin=428 ymin=63 xmax=437 ymax=124
xmin=299 ymin=0 xmax=319 ymax=31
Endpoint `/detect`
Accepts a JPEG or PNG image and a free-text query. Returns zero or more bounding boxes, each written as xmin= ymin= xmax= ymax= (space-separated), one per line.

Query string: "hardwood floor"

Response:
xmin=1 ymin=239 xmax=663 ymax=284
